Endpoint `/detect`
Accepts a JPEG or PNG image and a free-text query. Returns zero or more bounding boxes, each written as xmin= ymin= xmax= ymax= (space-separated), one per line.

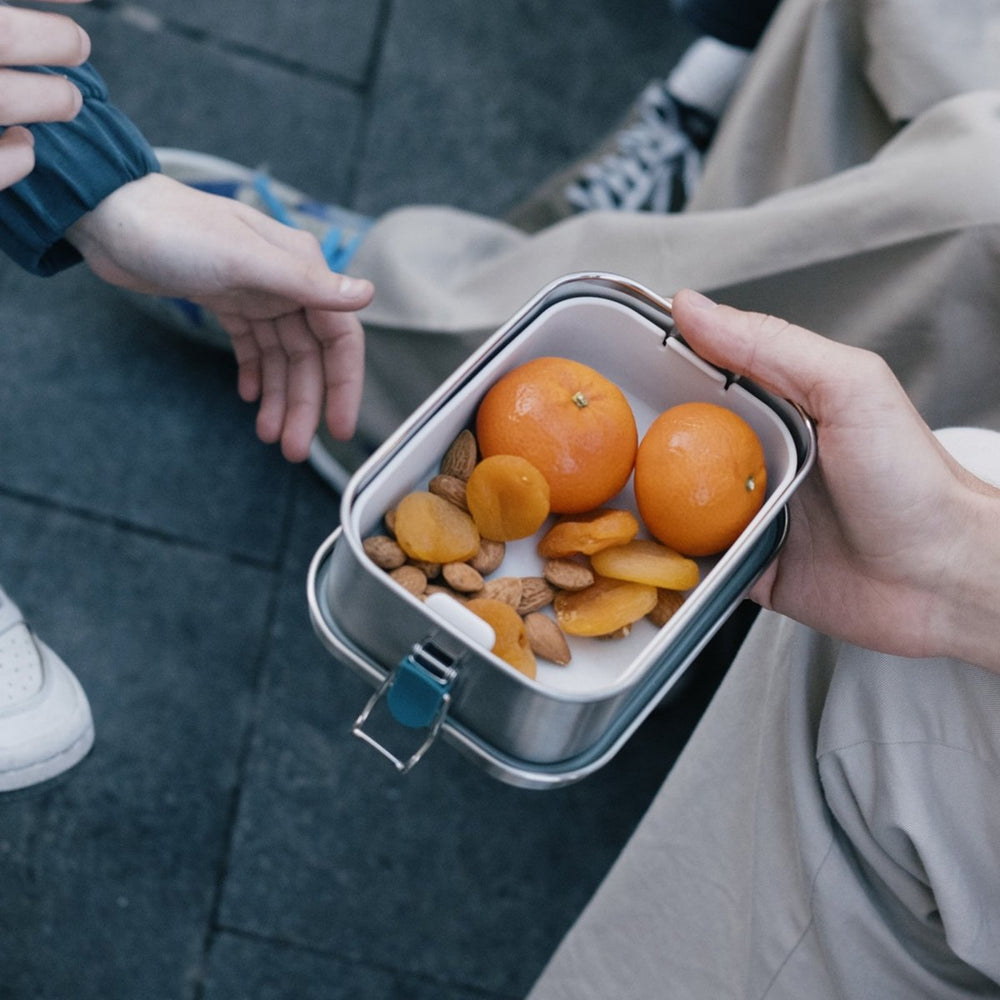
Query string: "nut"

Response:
xmin=363 ymin=534 xmax=407 ymax=570
xmin=647 ymin=589 xmax=686 ymax=627
xmin=439 ymin=428 xmax=478 ymax=481
xmin=410 ymin=560 xmax=441 ymax=580
xmin=384 ymin=508 xmax=397 ymax=538
xmin=543 ymin=558 xmax=595 ymax=591
xmin=389 ymin=564 xmax=428 ymax=597
xmin=442 ymin=561 xmax=485 ymax=593
xmin=469 ymin=538 xmax=505 ymax=576
xmin=517 ymin=577 xmax=556 ymax=615
xmin=428 ymin=473 xmax=470 ymax=512
xmin=524 ymin=612 xmax=572 ymax=666
xmin=480 ymin=575 xmax=523 ymax=608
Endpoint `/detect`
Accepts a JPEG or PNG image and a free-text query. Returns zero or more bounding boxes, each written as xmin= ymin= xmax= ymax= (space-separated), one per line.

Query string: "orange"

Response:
xmin=634 ymin=402 xmax=767 ymax=557
xmin=475 ymin=356 xmax=637 ymax=514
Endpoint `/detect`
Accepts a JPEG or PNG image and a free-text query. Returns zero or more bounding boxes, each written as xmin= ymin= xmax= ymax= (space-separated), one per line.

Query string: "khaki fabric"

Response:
xmin=345 ymin=1 xmax=1000 ymax=995
xmin=349 ymin=0 xmax=1000 ymax=441
xmin=525 ymin=427 xmax=1000 ymax=1000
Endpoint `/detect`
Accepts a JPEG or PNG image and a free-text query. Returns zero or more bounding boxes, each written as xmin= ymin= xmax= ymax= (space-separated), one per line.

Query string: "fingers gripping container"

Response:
xmin=308 ymin=274 xmax=816 ymax=788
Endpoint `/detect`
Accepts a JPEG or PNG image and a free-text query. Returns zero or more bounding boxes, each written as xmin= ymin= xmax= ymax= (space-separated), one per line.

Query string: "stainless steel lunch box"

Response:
xmin=307 ymin=274 xmax=816 ymax=788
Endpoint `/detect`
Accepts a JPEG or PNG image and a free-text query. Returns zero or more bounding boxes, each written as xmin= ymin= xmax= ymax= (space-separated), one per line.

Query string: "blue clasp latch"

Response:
xmin=352 ymin=641 xmax=457 ymax=773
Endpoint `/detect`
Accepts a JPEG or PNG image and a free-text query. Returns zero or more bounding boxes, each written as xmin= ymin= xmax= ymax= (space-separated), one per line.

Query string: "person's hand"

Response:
xmin=67 ymin=173 xmax=375 ymax=462
xmin=671 ymin=288 xmax=1000 ymax=672
xmin=0 ymin=1 xmax=92 ymax=189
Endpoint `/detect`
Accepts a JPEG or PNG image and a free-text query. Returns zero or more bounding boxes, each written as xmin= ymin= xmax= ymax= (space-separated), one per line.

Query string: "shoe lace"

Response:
xmin=565 ymin=81 xmax=708 ymax=213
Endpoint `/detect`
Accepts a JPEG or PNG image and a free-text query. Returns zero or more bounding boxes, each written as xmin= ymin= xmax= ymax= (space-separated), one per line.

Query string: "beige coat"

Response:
xmin=351 ymin=0 xmax=1000 ymax=446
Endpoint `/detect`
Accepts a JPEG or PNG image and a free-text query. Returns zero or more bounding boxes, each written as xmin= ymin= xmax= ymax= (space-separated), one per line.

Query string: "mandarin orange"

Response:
xmin=634 ymin=402 xmax=767 ymax=557
xmin=475 ymin=356 xmax=637 ymax=514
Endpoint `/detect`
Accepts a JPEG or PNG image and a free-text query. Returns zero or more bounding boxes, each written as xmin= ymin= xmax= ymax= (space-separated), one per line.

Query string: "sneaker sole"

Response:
xmin=0 ymin=721 xmax=94 ymax=793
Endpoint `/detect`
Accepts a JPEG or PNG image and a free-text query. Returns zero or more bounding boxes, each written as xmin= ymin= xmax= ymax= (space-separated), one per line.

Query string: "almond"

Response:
xmin=524 ymin=612 xmax=572 ymax=666
xmin=389 ymin=564 xmax=428 ymax=597
xmin=480 ymin=575 xmax=523 ymax=608
xmin=384 ymin=507 xmax=397 ymax=538
xmin=428 ymin=473 xmax=470 ymax=512
xmin=440 ymin=428 xmax=478 ymax=481
xmin=469 ymin=537 xmax=505 ymax=576
xmin=363 ymin=534 xmax=407 ymax=570
xmin=410 ymin=560 xmax=442 ymax=580
xmin=442 ymin=561 xmax=485 ymax=593
xmin=543 ymin=558 xmax=595 ymax=592
xmin=647 ymin=589 xmax=686 ymax=627
xmin=517 ymin=577 xmax=556 ymax=615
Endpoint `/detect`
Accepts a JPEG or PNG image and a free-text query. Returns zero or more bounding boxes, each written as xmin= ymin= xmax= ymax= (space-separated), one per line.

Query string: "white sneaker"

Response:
xmin=0 ymin=587 xmax=94 ymax=792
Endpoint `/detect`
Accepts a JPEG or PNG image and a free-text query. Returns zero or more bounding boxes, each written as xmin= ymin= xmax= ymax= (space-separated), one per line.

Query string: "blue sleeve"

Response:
xmin=0 ymin=61 xmax=160 ymax=276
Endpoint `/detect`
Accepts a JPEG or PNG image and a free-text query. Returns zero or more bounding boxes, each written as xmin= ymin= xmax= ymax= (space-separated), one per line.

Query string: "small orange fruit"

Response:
xmin=634 ymin=402 xmax=767 ymax=557
xmin=475 ymin=356 xmax=637 ymax=514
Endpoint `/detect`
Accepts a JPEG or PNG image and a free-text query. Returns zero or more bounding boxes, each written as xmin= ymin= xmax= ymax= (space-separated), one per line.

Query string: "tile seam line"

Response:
xmin=88 ymin=0 xmax=368 ymax=92
xmin=188 ymin=553 xmax=284 ymax=1000
xmin=202 ymin=925 xmax=520 ymax=1000
xmin=342 ymin=0 xmax=394 ymax=204
xmin=189 ymin=474 xmax=305 ymax=1000
xmin=0 ymin=484 xmax=282 ymax=572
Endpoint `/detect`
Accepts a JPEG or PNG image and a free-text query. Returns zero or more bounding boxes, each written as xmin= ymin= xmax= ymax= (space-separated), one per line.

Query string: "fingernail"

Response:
xmin=339 ymin=275 xmax=371 ymax=298
xmin=682 ymin=289 xmax=717 ymax=310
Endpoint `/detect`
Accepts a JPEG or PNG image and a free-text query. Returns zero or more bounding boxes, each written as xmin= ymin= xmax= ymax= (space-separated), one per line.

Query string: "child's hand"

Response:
xmin=68 ymin=173 xmax=375 ymax=462
xmin=0 ymin=1 xmax=92 ymax=189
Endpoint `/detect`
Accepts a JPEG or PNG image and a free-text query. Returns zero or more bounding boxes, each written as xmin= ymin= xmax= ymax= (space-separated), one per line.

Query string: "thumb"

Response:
xmin=670 ymin=288 xmax=855 ymax=417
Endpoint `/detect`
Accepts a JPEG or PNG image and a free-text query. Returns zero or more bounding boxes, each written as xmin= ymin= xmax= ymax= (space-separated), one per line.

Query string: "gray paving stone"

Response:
xmin=0 ymin=496 xmax=274 ymax=1000
xmin=355 ymin=0 xmax=697 ymax=216
xmin=0 ymin=261 xmax=293 ymax=563
xmin=215 ymin=474 xmax=701 ymax=997
xmin=74 ymin=5 xmax=365 ymax=205
xmin=0 ymin=1 xmax=707 ymax=996
xmin=117 ymin=0 xmax=383 ymax=85
xmin=203 ymin=931 xmax=498 ymax=1000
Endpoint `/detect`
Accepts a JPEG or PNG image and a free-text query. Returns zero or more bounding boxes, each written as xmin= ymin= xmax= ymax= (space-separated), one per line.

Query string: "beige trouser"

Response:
xmin=523 ymin=431 xmax=1000 ymax=1000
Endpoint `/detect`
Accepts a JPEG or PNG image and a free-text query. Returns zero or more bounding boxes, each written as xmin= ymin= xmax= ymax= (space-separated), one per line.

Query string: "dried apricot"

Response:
xmin=537 ymin=508 xmax=639 ymax=559
xmin=392 ymin=491 xmax=480 ymax=563
xmin=465 ymin=597 xmax=538 ymax=679
xmin=553 ymin=576 xmax=658 ymax=637
xmin=590 ymin=539 xmax=700 ymax=590
xmin=465 ymin=454 xmax=551 ymax=541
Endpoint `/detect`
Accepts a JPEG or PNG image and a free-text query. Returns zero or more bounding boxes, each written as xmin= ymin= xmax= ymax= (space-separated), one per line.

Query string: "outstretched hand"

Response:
xmin=68 ymin=173 xmax=374 ymax=462
xmin=0 ymin=0 xmax=92 ymax=188
xmin=670 ymin=288 xmax=1000 ymax=670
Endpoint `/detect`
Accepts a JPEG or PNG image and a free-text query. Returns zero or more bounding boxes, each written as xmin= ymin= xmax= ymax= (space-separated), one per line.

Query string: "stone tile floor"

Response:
xmin=0 ymin=3 xmax=737 ymax=997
